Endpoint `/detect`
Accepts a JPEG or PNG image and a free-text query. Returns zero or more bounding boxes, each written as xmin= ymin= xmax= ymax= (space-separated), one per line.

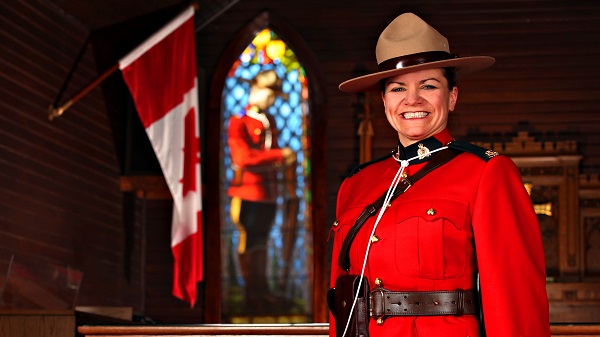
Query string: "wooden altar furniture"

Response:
xmin=476 ymin=132 xmax=600 ymax=323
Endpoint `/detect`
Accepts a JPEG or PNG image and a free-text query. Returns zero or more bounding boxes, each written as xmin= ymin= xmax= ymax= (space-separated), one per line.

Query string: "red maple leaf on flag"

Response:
xmin=181 ymin=107 xmax=200 ymax=197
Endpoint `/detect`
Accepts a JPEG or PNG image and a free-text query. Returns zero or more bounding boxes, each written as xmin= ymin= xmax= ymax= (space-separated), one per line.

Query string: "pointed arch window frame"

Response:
xmin=203 ymin=11 xmax=329 ymax=323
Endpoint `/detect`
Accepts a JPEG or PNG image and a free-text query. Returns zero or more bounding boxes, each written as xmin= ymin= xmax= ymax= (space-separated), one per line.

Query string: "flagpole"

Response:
xmin=48 ymin=64 xmax=119 ymax=121
xmin=50 ymin=36 xmax=90 ymax=119
xmin=48 ymin=4 xmax=197 ymax=121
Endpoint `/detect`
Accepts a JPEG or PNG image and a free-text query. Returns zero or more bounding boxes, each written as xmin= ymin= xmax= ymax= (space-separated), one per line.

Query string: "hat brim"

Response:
xmin=339 ymin=56 xmax=495 ymax=92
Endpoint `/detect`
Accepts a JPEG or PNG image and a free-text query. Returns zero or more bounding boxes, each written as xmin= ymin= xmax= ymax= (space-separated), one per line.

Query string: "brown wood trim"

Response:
xmin=78 ymin=324 xmax=329 ymax=335
xmin=0 ymin=310 xmax=74 ymax=315
xmin=77 ymin=324 xmax=600 ymax=336
xmin=120 ymin=176 xmax=171 ymax=200
xmin=551 ymin=325 xmax=600 ymax=335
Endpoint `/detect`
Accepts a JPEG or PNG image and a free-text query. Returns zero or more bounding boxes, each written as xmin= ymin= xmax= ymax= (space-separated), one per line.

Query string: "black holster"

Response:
xmin=327 ymin=275 xmax=370 ymax=337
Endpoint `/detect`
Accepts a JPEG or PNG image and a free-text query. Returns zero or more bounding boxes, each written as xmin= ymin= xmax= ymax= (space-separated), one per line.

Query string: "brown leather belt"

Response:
xmin=370 ymin=288 xmax=478 ymax=317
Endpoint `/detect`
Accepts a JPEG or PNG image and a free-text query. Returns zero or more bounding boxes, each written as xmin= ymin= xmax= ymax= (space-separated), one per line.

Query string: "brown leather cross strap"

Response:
xmin=338 ymin=147 xmax=462 ymax=271
xmin=370 ymin=288 xmax=478 ymax=317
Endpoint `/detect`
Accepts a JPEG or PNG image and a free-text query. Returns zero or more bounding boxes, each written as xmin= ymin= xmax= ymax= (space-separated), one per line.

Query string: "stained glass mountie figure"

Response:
xmin=220 ymin=28 xmax=313 ymax=323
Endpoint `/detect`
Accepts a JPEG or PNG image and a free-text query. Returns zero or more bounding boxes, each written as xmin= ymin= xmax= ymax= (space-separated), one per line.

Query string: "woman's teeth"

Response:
xmin=402 ymin=111 xmax=428 ymax=119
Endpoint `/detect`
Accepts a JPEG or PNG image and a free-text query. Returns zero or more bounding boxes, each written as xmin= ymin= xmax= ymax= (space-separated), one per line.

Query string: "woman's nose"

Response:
xmin=404 ymin=88 xmax=421 ymax=105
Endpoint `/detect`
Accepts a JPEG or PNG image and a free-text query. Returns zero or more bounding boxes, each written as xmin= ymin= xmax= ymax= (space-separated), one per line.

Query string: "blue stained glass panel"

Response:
xmin=219 ymin=28 xmax=312 ymax=322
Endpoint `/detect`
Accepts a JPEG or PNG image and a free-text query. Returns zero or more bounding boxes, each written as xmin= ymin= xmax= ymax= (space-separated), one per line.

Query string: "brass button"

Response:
xmin=401 ymin=172 xmax=408 ymax=180
xmin=333 ymin=220 xmax=339 ymax=227
xmin=254 ymin=128 xmax=262 ymax=135
xmin=376 ymin=317 xmax=384 ymax=325
xmin=371 ymin=235 xmax=380 ymax=243
xmin=426 ymin=208 xmax=436 ymax=216
xmin=374 ymin=278 xmax=383 ymax=287
xmin=386 ymin=202 xmax=392 ymax=209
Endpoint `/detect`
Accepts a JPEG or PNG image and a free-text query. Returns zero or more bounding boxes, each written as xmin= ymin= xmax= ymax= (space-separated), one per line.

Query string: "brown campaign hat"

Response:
xmin=339 ymin=13 xmax=495 ymax=92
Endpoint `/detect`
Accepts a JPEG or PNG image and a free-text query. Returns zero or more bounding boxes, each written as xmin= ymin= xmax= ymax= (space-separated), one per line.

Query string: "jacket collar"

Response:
xmin=396 ymin=129 xmax=454 ymax=165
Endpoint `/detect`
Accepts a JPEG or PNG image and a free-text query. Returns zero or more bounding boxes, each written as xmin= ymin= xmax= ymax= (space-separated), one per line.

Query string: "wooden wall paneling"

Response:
xmin=580 ymin=175 xmax=600 ymax=279
xmin=1 ymin=0 xmax=138 ymax=314
xmin=547 ymin=282 xmax=600 ymax=323
xmin=0 ymin=310 xmax=76 ymax=337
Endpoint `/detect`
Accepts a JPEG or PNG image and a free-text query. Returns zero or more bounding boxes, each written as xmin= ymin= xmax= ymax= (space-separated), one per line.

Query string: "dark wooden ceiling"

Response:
xmin=46 ymin=0 xmax=239 ymax=31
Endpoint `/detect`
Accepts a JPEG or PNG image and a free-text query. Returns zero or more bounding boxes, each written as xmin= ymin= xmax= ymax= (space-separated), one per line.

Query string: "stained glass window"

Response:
xmin=220 ymin=28 xmax=312 ymax=323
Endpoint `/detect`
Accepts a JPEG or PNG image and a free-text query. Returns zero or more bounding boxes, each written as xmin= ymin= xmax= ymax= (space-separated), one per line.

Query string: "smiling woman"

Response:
xmin=329 ymin=12 xmax=551 ymax=337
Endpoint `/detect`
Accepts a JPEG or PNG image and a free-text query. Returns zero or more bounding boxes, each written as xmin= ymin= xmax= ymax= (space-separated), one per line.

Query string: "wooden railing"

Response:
xmin=78 ymin=323 xmax=600 ymax=336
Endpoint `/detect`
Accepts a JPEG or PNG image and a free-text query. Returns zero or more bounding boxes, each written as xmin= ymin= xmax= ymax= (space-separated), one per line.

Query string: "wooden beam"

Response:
xmin=119 ymin=176 xmax=171 ymax=200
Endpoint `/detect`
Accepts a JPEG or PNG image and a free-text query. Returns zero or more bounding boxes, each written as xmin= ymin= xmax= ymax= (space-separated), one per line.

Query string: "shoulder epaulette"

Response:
xmin=448 ymin=140 xmax=500 ymax=162
xmin=348 ymin=151 xmax=395 ymax=178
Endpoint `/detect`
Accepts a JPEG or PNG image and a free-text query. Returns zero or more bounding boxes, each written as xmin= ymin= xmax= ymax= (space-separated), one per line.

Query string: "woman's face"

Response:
xmin=381 ymin=68 xmax=458 ymax=146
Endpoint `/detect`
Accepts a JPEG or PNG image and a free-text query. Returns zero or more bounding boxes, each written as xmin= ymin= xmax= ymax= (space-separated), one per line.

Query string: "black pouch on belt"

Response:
xmin=327 ymin=275 xmax=370 ymax=337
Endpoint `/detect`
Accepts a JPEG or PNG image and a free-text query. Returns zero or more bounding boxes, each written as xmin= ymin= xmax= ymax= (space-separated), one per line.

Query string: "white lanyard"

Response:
xmin=340 ymin=145 xmax=448 ymax=337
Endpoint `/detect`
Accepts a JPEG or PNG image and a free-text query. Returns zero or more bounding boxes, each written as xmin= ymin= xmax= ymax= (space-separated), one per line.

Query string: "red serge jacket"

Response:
xmin=329 ymin=130 xmax=550 ymax=337
xmin=227 ymin=111 xmax=285 ymax=202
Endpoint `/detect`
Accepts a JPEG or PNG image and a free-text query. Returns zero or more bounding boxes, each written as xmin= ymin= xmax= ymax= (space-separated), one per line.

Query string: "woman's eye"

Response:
xmin=390 ymin=87 xmax=405 ymax=92
xmin=422 ymin=84 xmax=438 ymax=90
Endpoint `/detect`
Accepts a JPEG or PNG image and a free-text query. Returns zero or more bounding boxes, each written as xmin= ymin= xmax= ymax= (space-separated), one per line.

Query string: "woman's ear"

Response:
xmin=449 ymin=86 xmax=458 ymax=112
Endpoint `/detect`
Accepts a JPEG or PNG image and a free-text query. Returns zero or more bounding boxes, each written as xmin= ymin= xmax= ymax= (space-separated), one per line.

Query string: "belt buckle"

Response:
xmin=455 ymin=289 xmax=465 ymax=316
xmin=369 ymin=288 xmax=385 ymax=318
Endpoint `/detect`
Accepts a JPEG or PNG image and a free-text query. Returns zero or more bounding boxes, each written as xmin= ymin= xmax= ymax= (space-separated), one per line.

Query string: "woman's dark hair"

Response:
xmin=442 ymin=67 xmax=456 ymax=89
xmin=379 ymin=67 xmax=457 ymax=92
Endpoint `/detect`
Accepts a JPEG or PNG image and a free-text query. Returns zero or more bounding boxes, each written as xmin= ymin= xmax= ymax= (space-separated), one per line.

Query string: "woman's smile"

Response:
xmin=401 ymin=111 xmax=429 ymax=119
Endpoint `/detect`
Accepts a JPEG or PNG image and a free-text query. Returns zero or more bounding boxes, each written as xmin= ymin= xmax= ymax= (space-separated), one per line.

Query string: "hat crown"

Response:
xmin=376 ymin=13 xmax=450 ymax=65
xmin=338 ymin=12 xmax=494 ymax=92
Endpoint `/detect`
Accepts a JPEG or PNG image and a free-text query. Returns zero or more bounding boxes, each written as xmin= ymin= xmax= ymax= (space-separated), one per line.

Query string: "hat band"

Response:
xmin=378 ymin=51 xmax=457 ymax=71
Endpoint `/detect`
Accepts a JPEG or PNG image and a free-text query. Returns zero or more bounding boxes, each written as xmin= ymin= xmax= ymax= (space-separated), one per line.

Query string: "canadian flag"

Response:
xmin=118 ymin=6 xmax=203 ymax=307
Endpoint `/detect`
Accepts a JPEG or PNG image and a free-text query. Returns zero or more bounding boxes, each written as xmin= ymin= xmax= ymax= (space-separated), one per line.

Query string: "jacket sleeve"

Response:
xmin=227 ymin=117 xmax=284 ymax=168
xmin=328 ymin=178 xmax=352 ymax=337
xmin=472 ymin=156 xmax=551 ymax=337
